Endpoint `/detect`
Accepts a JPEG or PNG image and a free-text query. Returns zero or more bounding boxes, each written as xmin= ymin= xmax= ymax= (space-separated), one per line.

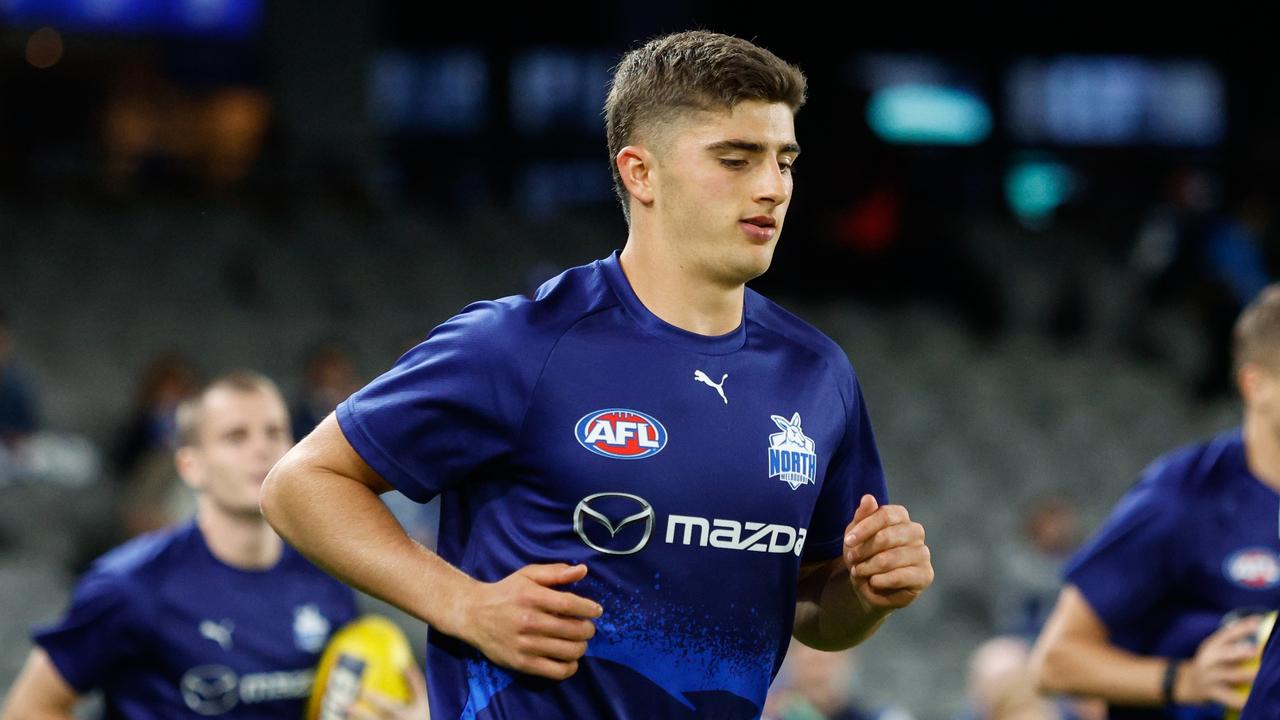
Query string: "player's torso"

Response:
xmin=1157 ymin=479 xmax=1280 ymax=656
xmin=436 ymin=312 xmax=850 ymax=718
xmin=107 ymin=551 xmax=353 ymax=719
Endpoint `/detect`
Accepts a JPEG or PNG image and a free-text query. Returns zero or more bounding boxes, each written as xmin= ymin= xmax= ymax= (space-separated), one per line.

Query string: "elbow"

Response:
xmin=258 ymin=456 xmax=293 ymax=533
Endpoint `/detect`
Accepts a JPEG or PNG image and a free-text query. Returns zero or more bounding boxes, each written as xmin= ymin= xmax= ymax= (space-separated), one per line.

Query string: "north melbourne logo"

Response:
xmin=768 ymin=413 xmax=817 ymax=490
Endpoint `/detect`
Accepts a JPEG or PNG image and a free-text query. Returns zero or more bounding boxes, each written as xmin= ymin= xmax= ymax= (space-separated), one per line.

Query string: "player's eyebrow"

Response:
xmin=705 ymin=139 xmax=801 ymax=156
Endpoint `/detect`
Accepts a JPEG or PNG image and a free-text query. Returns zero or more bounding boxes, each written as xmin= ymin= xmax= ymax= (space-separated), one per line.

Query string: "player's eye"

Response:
xmin=719 ymin=158 xmax=747 ymax=169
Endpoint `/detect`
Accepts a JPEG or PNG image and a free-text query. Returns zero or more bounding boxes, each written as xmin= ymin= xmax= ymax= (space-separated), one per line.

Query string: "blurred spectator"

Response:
xmin=291 ymin=342 xmax=359 ymax=441
xmin=1195 ymin=190 xmax=1275 ymax=396
xmin=963 ymin=637 xmax=1060 ymax=720
xmin=993 ymin=496 xmax=1082 ymax=638
xmin=0 ymin=309 xmax=39 ymax=444
xmin=1125 ymin=171 xmax=1278 ymax=397
xmin=110 ymin=353 xmax=200 ymax=535
xmin=102 ymin=51 xmax=270 ymax=195
xmin=766 ymin=641 xmax=914 ymax=720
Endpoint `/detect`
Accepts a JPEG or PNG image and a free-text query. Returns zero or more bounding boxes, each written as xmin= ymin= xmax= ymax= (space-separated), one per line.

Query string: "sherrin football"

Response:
xmin=306 ymin=615 xmax=414 ymax=720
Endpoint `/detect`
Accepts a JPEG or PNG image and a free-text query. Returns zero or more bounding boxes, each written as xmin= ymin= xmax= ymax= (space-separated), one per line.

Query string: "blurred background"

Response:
xmin=0 ymin=2 xmax=1275 ymax=718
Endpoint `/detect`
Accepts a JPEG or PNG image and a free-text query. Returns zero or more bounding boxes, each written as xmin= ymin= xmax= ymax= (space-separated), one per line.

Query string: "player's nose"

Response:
xmin=753 ymin=159 xmax=789 ymax=205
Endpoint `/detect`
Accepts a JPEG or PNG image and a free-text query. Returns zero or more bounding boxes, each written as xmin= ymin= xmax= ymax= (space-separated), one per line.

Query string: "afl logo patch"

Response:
xmin=575 ymin=409 xmax=667 ymax=460
xmin=1225 ymin=548 xmax=1280 ymax=590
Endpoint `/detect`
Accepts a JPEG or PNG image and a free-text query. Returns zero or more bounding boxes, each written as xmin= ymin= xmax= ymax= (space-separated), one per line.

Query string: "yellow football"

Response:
xmin=1228 ymin=610 xmax=1277 ymax=720
xmin=306 ymin=615 xmax=414 ymax=720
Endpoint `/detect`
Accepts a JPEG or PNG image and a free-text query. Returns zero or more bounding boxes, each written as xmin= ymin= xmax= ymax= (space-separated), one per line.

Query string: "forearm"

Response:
xmin=260 ymin=460 xmax=476 ymax=639
xmin=792 ymin=557 xmax=891 ymax=651
xmin=1031 ymin=632 xmax=1170 ymax=705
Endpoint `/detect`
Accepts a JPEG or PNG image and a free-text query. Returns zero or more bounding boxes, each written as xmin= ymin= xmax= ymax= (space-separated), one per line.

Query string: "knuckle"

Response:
xmin=517 ymin=611 xmax=537 ymax=633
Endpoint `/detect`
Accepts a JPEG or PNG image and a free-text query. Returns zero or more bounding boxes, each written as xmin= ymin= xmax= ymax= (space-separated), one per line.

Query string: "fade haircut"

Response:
xmin=176 ymin=370 xmax=285 ymax=448
xmin=604 ymin=30 xmax=808 ymax=224
xmin=1233 ymin=284 xmax=1280 ymax=376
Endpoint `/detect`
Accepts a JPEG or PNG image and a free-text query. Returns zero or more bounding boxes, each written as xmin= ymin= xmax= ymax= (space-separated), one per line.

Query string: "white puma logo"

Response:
xmin=693 ymin=370 xmax=728 ymax=404
xmin=200 ymin=619 xmax=234 ymax=652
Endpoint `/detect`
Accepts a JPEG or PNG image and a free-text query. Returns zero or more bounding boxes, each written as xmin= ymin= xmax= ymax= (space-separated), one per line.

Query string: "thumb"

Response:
xmin=518 ymin=563 xmax=589 ymax=587
xmin=405 ymin=661 xmax=427 ymax=699
xmin=853 ymin=494 xmax=879 ymax=525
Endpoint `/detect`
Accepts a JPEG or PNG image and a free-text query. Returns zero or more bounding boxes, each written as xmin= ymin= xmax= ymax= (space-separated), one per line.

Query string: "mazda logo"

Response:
xmin=573 ymin=492 xmax=654 ymax=555
xmin=180 ymin=665 xmax=239 ymax=716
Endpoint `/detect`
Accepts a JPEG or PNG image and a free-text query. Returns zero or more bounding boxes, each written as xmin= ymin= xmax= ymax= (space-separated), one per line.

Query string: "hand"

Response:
xmin=349 ymin=663 xmax=430 ymax=720
xmin=842 ymin=495 xmax=933 ymax=613
xmin=459 ymin=563 xmax=602 ymax=681
xmin=1175 ymin=615 xmax=1262 ymax=709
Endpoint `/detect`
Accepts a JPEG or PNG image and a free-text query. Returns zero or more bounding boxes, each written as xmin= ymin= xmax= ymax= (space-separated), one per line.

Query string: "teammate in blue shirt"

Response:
xmin=1031 ymin=285 xmax=1280 ymax=719
xmin=261 ymin=30 xmax=935 ymax=719
xmin=0 ymin=371 xmax=425 ymax=719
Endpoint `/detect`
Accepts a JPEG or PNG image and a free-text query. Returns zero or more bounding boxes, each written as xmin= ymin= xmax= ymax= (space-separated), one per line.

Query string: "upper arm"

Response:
xmin=797 ymin=558 xmax=832 ymax=587
xmin=330 ymin=302 xmax=535 ymax=503
xmin=803 ymin=372 xmax=886 ymax=563
xmin=1062 ymin=469 xmax=1180 ymax=633
xmin=1 ymin=648 xmax=80 ymax=719
xmin=1029 ymin=584 xmax=1111 ymax=689
xmin=286 ymin=412 xmax=394 ymax=494
xmin=1039 ymin=584 xmax=1110 ymax=649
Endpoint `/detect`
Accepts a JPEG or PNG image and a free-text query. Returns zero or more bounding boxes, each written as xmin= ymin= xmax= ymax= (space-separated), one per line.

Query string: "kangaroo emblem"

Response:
xmin=768 ymin=412 xmax=818 ymax=490
xmin=693 ymin=370 xmax=728 ymax=404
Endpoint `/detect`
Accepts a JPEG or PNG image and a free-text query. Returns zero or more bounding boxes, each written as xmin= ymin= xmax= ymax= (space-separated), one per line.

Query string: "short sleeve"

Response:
xmin=337 ymin=301 xmax=530 ymax=503
xmin=32 ymin=569 xmax=142 ymax=693
xmin=803 ymin=373 xmax=889 ymax=562
xmin=1064 ymin=463 xmax=1181 ymax=633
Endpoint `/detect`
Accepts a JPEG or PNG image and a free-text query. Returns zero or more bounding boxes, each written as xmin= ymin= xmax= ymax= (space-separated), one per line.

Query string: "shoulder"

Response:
xmin=418 ymin=257 xmax=618 ymax=364
xmin=66 ymin=522 xmax=196 ymax=613
xmin=746 ymin=289 xmax=860 ymax=400
xmin=90 ymin=521 xmax=193 ymax=584
xmin=1139 ymin=429 xmax=1242 ymax=496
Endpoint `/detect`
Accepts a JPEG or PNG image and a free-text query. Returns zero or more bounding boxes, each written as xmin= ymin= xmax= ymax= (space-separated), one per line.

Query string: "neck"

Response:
xmin=618 ymin=236 xmax=744 ymax=336
xmin=1244 ymin=412 xmax=1280 ymax=492
xmin=196 ymin=500 xmax=283 ymax=570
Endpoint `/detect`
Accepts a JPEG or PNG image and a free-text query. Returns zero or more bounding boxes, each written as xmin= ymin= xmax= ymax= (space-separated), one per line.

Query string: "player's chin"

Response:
xmin=734 ymin=244 xmax=777 ymax=281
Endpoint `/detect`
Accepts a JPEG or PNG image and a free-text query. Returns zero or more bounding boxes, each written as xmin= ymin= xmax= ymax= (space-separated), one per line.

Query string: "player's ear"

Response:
xmin=174 ymin=446 xmax=204 ymax=490
xmin=616 ymin=145 xmax=656 ymax=209
xmin=1239 ymin=362 xmax=1278 ymax=407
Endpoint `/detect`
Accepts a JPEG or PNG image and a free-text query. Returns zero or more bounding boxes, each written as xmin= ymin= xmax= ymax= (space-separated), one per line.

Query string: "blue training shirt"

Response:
xmin=337 ymin=250 xmax=889 ymax=719
xmin=1064 ymin=429 xmax=1280 ymax=720
xmin=33 ymin=518 xmax=358 ymax=719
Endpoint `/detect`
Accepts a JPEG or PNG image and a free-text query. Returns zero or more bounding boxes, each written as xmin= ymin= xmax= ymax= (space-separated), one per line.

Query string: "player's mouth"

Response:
xmin=740 ymin=215 xmax=777 ymax=242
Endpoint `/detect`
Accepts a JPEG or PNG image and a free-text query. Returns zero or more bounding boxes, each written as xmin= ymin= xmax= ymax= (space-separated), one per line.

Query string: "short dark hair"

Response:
xmin=604 ymin=30 xmax=808 ymax=224
xmin=176 ymin=370 xmax=284 ymax=448
xmin=1233 ymin=284 xmax=1280 ymax=375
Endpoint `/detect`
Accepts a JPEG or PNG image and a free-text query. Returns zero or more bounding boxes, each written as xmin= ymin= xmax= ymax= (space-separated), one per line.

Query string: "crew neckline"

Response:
xmin=599 ymin=250 xmax=747 ymax=355
xmin=188 ymin=517 xmax=290 ymax=576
